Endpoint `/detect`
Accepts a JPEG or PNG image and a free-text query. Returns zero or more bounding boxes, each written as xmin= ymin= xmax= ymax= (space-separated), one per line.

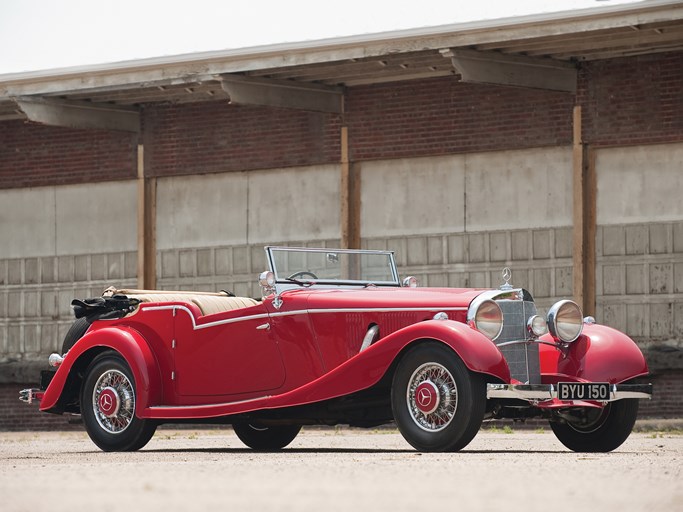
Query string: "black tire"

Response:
xmin=80 ymin=352 xmax=156 ymax=452
xmin=391 ymin=342 xmax=486 ymax=452
xmin=61 ymin=317 xmax=91 ymax=354
xmin=550 ymin=399 xmax=639 ymax=452
xmin=233 ymin=422 xmax=301 ymax=451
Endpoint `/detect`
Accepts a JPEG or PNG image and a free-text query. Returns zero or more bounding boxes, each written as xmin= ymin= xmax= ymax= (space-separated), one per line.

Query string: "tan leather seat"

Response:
xmin=105 ymin=288 xmax=260 ymax=316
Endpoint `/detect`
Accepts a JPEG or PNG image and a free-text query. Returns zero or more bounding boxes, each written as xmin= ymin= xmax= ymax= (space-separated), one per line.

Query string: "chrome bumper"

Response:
xmin=486 ymin=383 xmax=653 ymax=401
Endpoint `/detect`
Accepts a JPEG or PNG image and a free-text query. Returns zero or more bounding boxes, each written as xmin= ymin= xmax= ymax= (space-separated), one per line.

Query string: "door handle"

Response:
xmin=256 ymin=323 xmax=270 ymax=331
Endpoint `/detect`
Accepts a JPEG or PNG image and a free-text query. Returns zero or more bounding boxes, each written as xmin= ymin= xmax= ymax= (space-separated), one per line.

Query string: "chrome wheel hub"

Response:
xmin=92 ymin=369 xmax=134 ymax=434
xmin=406 ymin=362 xmax=457 ymax=432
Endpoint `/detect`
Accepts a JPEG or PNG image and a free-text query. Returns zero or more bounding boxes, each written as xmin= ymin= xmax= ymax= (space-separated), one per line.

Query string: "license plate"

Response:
xmin=557 ymin=382 xmax=611 ymax=401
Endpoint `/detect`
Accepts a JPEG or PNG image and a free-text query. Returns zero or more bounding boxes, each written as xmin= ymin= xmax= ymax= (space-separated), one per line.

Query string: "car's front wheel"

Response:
xmin=232 ymin=422 xmax=301 ymax=451
xmin=80 ymin=352 xmax=157 ymax=452
xmin=391 ymin=342 xmax=486 ymax=452
xmin=550 ymin=399 xmax=639 ymax=452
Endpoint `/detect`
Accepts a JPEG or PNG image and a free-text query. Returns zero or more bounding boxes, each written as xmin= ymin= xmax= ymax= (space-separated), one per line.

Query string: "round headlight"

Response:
xmin=547 ymin=300 xmax=583 ymax=343
xmin=469 ymin=299 xmax=503 ymax=340
xmin=527 ymin=315 xmax=548 ymax=337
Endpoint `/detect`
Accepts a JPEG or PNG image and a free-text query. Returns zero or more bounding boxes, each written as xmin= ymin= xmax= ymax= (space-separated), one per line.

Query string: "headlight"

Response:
xmin=527 ymin=315 xmax=548 ymax=337
xmin=467 ymin=299 xmax=503 ymax=340
xmin=547 ymin=300 xmax=583 ymax=343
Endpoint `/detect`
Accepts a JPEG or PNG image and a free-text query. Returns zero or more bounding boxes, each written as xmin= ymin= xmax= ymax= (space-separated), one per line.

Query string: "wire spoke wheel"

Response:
xmin=81 ymin=352 xmax=156 ymax=451
xmin=391 ymin=342 xmax=485 ymax=452
xmin=92 ymin=369 xmax=135 ymax=434
xmin=406 ymin=363 xmax=458 ymax=432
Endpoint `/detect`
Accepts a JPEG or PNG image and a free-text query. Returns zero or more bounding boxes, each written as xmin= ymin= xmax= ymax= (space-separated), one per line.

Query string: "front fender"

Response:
xmin=273 ymin=319 xmax=510 ymax=406
xmin=40 ymin=326 xmax=162 ymax=415
xmin=539 ymin=323 xmax=649 ymax=383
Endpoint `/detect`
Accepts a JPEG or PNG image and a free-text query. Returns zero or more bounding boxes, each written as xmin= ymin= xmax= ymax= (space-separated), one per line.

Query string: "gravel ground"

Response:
xmin=1 ymin=428 xmax=681 ymax=512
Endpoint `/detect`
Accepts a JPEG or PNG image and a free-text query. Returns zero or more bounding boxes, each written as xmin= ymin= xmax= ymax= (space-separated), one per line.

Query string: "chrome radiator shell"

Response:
xmin=495 ymin=299 xmax=541 ymax=384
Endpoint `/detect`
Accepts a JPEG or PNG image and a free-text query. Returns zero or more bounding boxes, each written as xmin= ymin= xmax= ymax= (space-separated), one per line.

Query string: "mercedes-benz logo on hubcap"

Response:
xmin=414 ymin=381 xmax=440 ymax=414
xmin=98 ymin=387 xmax=120 ymax=417
xmin=418 ymin=388 xmax=432 ymax=407
xmin=101 ymin=393 xmax=113 ymax=411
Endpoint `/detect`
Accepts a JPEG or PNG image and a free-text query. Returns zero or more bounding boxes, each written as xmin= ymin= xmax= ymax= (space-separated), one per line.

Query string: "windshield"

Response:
xmin=267 ymin=247 xmax=399 ymax=287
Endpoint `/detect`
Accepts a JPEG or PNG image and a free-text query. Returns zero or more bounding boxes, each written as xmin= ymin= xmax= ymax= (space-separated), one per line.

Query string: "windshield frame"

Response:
xmin=265 ymin=246 xmax=400 ymax=291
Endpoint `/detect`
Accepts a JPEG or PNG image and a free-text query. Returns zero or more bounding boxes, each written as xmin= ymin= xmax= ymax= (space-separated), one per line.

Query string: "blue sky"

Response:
xmin=0 ymin=0 xmax=641 ymax=75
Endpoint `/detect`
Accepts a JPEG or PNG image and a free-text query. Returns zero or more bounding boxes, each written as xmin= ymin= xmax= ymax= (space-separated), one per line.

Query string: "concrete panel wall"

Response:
xmin=596 ymin=143 xmax=683 ymax=225
xmin=361 ymin=155 xmax=465 ymax=238
xmin=157 ymin=173 xmax=249 ymax=250
xmin=361 ymin=147 xmax=572 ymax=238
xmin=0 ymin=181 xmax=137 ymax=259
xmin=0 ymin=187 xmax=56 ymax=259
xmin=156 ymin=164 xmax=340 ymax=250
xmin=595 ymin=143 xmax=683 ymax=349
xmin=247 ymin=164 xmax=340 ymax=243
xmin=465 ymin=147 xmax=573 ymax=231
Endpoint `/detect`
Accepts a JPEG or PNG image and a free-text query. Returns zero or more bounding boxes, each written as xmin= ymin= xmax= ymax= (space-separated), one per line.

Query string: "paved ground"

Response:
xmin=1 ymin=427 xmax=681 ymax=512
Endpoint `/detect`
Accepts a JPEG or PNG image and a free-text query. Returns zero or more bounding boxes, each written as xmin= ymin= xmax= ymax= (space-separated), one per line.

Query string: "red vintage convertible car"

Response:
xmin=21 ymin=246 xmax=652 ymax=452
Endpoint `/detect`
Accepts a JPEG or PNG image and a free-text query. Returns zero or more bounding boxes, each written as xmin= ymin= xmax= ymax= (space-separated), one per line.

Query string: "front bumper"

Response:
xmin=487 ymin=383 xmax=652 ymax=402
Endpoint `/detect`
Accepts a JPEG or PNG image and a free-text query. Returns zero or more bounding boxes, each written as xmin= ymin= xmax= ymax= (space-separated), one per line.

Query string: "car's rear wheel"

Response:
xmin=549 ymin=399 xmax=639 ymax=452
xmin=80 ymin=352 xmax=156 ymax=452
xmin=391 ymin=342 xmax=486 ymax=452
xmin=232 ymin=422 xmax=301 ymax=451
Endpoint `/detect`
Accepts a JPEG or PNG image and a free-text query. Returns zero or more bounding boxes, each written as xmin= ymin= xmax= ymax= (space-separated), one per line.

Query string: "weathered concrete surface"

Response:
xmin=597 ymin=142 xmax=683 ymax=225
xmin=0 ymin=181 xmax=138 ymax=259
xmin=1 ymin=429 xmax=680 ymax=512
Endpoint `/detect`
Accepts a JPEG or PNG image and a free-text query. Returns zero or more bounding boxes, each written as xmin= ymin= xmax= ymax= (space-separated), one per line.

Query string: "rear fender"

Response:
xmin=40 ymin=326 xmax=162 ymax=415
xmin=538 ymin=323 xmax=649 ymax=383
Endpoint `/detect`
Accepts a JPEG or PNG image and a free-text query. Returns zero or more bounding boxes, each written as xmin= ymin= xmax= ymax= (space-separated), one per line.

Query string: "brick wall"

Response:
xmin=578 ymin=52 xmax=683 ymax=147
xmin=0 ymin=120 xmax=137 ymax=189
xmin=0 ymin=384 xmax=81 ymax=431
xmin=143 ymin=103 xmax=341 ymax=178
xmin=2 ymin=52 xmax=681 ymax=190
xmin=346 ymin=77 xmax=574 ymax=160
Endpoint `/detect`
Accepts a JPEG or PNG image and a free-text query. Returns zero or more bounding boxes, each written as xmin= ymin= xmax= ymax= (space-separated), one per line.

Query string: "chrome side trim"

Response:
xmin=147 ymin=394 xmax=271 ymax=409
xmin=486 ymin=383 xmax=653 ymax=401
xmin=143 ymin=304 xmax=467 ymax=331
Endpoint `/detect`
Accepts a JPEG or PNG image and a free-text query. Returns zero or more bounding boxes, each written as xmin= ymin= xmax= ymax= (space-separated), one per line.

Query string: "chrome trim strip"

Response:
xmin=148 ymin=395 xmax=271 ymax=409
xmin=142 ymin=305 xmax=270 ymax=330
xmin=486 ymin=383 xmax=653 ymax=401
xmin=143 ymin=304 xmax=468 ymax=331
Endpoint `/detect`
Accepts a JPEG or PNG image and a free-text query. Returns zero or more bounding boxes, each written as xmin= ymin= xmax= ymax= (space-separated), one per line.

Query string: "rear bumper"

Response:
xmin=487 ymin=383 xmax=652 ymax=402
xmin=19 ymin=388 xmax=44 ymax=405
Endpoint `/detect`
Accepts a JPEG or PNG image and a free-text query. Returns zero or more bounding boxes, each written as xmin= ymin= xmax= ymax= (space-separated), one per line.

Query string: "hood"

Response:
xmin=298 ymin=286 xmax=489 ymax=311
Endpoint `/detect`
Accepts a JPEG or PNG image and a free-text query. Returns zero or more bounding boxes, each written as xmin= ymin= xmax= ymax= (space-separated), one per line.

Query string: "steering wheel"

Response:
xmin=287 ymin=271 xmax=319 ymax=280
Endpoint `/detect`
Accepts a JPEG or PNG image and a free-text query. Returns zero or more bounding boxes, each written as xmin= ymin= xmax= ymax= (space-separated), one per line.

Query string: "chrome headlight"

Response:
xmin=527 ymin=315 xmax=548 ymax=337
xmin=467 ymin=298 xmax=503 ymax=340
xmin=547 ymin=300 xmax=583 ymax=343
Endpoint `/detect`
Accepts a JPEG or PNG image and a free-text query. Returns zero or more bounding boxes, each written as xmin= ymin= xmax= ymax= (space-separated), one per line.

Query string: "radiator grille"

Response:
xmin=496 ymin=300 xmax=541 ymax=384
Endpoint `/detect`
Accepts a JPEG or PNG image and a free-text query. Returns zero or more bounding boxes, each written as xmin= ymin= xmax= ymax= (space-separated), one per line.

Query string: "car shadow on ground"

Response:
xmin=115 ymin=447 xmax=567 ymax=455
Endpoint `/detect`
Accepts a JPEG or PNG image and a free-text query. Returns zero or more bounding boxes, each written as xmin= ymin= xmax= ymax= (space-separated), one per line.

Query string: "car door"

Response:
xmin=173 ymin=302 xmax=286 ymax=398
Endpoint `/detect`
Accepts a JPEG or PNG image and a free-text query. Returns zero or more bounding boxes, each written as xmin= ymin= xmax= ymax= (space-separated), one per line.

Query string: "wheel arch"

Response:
xmin=40 ymin=326 xmax=163 ymax=416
